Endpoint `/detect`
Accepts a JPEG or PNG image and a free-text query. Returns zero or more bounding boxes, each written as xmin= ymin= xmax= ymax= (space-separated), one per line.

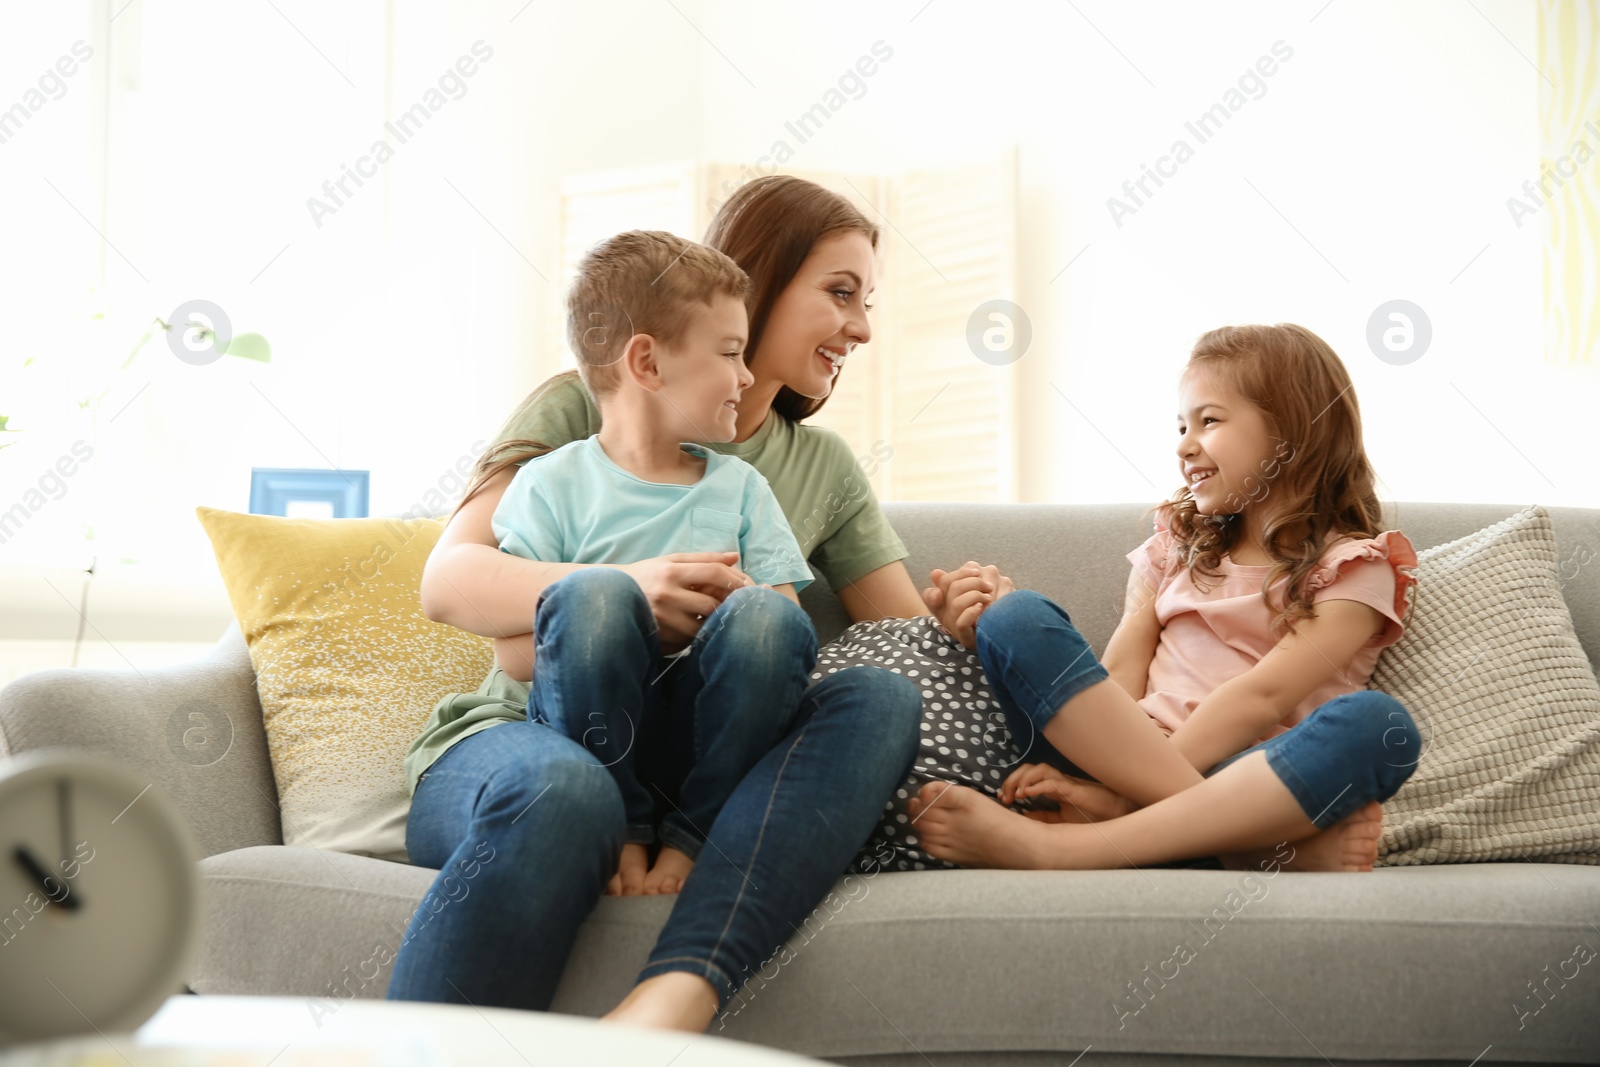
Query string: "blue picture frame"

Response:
xmin=249 ymin=468 xmax=370 ymax=519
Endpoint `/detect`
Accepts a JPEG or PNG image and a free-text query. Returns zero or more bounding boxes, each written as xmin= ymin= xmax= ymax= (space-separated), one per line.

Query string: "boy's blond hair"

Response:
xmin=567 ymin=230 xmax=751 ymax=399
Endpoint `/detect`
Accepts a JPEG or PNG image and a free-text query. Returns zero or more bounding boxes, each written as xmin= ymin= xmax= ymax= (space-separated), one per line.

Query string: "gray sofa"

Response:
xmin=3 ymin=501 xmax=1598 ymax=1066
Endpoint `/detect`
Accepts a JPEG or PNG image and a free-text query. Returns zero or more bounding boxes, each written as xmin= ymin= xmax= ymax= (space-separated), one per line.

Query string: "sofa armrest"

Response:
xmin=0 ymin=622 xmax=283 ymax=857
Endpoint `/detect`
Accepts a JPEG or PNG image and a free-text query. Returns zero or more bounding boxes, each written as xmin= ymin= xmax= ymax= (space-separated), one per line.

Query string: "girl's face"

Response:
xmin=749 ymin=229 xmax=876 ymax=400
xmin=1175 ymin=370 xmax=1278 ymax=518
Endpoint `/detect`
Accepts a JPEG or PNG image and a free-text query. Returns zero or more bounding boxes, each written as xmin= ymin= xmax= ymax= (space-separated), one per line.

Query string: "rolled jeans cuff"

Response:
xmin=1036 ymin=661 xmax=1111 ymax=727
xmin=976 ymin=591 xmax=1112 ymax=743
xmin=657 ymin=821 xmax=705 ymax=863
xmin=637 ymin=956 xmax=737 ymax=1009
xmin=625 ymin=822 xmax=656 ymax=847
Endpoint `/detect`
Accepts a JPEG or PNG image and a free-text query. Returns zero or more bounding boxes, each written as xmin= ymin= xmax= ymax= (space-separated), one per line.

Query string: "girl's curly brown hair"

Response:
xmin=1144 ymin=323 xmax=1387 ymax=641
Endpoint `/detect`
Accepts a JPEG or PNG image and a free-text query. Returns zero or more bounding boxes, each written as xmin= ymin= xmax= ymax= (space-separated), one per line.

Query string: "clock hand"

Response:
xmin=12 ymin=845 xmax=81 ymax=911
xmin=59 ymin=778 xmax=73 ymax=871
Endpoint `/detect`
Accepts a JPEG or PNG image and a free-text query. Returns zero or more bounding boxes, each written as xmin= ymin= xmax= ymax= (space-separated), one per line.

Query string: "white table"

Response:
xmin=3 ymin=994 xmax=830 ymax=1065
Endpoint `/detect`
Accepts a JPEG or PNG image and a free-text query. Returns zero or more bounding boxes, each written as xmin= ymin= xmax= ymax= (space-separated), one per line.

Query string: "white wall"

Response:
xmin=692 ymin=0 xmax=1577 ymax=509
xmin=1 ymin=0 xmax=1591 ymax=598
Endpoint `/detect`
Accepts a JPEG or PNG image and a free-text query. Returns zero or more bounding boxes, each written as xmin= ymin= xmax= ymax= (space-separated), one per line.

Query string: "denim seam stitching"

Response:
xmin=702 ymin=721 xmax=809 ymax=984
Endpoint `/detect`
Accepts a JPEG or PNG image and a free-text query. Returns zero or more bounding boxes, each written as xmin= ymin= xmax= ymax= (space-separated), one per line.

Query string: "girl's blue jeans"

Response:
xmin=387 ymin=569 xmax=923 ymax=1012
xmin=974 ymin=590 xmax=1422 ymax=831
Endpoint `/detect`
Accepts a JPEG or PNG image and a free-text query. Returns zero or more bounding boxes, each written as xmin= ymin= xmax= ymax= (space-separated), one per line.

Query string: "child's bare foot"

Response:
xmin=605 ymin=843 xmax=649 ymax=896
xmin=602 ymin=972 xmax=719 ymax=1032
xmin=1221 ymin=802 xmax=1385 ymax=873
xmin=642 ymin=845 xmax=695 ymax=895
xmin=906 ymin=781 xmax=1048 ymax=868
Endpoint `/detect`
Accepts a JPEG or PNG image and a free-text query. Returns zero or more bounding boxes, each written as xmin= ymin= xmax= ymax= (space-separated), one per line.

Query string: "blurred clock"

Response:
xmin=0 ymin=749 xmax=200 ymax=1044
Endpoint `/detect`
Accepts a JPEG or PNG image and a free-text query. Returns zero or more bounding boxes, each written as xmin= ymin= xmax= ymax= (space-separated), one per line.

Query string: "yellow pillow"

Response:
xmin=196 ymin=507 xmax=492 ymax=863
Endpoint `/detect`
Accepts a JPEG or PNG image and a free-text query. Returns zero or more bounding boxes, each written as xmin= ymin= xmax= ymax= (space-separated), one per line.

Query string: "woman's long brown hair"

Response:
xmin=449 ymin=175 xmax=881 ymax=521
xmin=1144 ymin=323 xmax=1386 ymax=640
xmin=703 ymin=175 xmax=880 ymax=422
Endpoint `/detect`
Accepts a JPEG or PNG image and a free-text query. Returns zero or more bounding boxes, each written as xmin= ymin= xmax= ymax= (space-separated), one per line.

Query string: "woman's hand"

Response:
xmin=922 ymin=561 xmax=1015 ymax=650
xmin=493 ymin=634 xmax=536 ymax=684
xmin=620 ymin=551 xmax=753 ymax=651
xmin=999 ymin=762 xmax=1135 ymax=823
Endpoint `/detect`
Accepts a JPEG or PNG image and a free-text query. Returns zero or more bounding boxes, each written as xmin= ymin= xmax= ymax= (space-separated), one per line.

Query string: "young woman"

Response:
xmin=387 ymin=176 xmax=974 ymax=1031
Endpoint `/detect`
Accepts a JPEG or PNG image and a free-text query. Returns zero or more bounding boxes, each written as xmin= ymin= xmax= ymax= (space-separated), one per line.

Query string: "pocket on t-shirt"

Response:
xmin=689 ymin=507 xmax=741 ymax=556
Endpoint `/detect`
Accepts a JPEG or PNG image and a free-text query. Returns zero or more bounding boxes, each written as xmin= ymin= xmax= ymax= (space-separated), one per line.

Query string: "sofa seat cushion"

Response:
xmin=195 ymin=846 xmax=1600 ymax=1063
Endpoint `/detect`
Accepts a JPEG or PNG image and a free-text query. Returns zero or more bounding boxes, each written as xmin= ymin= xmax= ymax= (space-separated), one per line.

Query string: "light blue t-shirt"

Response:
xmin=490 ymin=436 xmax=813 ymax=591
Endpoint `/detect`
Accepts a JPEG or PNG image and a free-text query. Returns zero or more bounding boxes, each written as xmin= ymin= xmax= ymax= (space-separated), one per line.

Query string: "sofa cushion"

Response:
xmin=193 ymin=846 xmax=1600 ymax=1063
xmin=195 ymin=508 xmax=493 ymax=863
xmin=1372 ymin=505 xmax=1600 ymax=865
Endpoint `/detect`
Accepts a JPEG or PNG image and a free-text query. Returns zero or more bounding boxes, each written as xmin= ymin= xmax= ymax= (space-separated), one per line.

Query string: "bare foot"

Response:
xmin=642 ymin=846 xmax=694 ymax=895
xmin=906 ymin=781 xmax=1047 ymax=868
xmin=602 ymin=972 xmax=719 ymax=1033
xmin=605 ymin=843 xmax=649 ymax=896
xmin=1222 ymin=802 xmax=1384 ymax=873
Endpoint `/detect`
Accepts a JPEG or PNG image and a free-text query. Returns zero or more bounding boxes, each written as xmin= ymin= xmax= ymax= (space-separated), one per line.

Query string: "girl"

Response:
xmin=389 ymin=177 xmax=974 ymax=1032
xmin=906 ymin=323 xmax=1422 ymax=873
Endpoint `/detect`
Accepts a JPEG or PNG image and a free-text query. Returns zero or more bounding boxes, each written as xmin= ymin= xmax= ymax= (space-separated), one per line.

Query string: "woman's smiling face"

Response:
xmin=750 ymin=229 xmax=876 ymax=400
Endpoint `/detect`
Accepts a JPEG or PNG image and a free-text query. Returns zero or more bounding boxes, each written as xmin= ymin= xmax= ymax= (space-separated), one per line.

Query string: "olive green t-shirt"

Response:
xmin=402 ymin=373 xmax=909 ymax=794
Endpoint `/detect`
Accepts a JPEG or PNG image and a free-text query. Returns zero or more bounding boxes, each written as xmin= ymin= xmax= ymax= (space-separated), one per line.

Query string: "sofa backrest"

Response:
xmin=9 ymin=500 xmax=1590 ymax=862
xmin=802 ymin=501 xmax=1600 ymax=677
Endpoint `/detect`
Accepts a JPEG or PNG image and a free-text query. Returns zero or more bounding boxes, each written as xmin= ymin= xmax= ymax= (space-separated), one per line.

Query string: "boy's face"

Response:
xmin=658 ymin=293 xmax=753 ymax=443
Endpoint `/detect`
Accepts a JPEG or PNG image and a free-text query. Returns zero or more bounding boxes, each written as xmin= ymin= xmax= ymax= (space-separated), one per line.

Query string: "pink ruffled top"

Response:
xmin=1125 ymin=521 xmax=1420 ymax=743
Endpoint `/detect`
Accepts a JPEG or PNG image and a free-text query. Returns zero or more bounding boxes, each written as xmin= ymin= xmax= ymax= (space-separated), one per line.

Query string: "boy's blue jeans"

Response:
xmin=523 ymin=569 xmax=815 ymax=860
xmin=388 ymin=569 xmax=923 ymax=1012
xmin=974 ymin=590 xmax=1422 ymax=831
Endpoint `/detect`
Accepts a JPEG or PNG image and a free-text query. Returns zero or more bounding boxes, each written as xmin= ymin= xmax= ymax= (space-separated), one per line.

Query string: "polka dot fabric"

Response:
xmin=812 ymin=617 xmax=1032 ymax=873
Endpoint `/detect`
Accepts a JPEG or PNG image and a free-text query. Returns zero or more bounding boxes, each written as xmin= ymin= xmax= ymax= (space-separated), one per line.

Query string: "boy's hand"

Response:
xmin=923 ymin=561 xmax=1015 ymax=649
xmin=622 ymin=552 xmax=752 ymax=649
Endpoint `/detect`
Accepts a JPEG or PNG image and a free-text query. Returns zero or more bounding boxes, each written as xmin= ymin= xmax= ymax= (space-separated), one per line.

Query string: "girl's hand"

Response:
xmin=923 ymin=561 xmax=1015 ymax=649
xmin=998 ymin=762 xmax=1067 ymax=805
xmin=1000 ymin=763 xmax=1135 ymax=823
xmin=620 ymin=552 xmax=753 ymax=649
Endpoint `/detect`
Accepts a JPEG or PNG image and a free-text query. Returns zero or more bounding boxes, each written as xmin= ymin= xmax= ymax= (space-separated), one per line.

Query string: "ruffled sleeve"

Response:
xmin=1125 ymin=516 xmax=1174 ymax=593
xmin=1306 ymin=530 xmax=1419 ymax=647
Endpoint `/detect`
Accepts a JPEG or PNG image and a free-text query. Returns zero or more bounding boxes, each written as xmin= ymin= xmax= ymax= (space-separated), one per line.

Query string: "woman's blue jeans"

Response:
xmin=524 ymin=570 xmax=817 ymax=861
xmin=974 ymin=590 xmax=1421 ymax=830
xmin=387 ymin=574 xmax=923 ymax=1012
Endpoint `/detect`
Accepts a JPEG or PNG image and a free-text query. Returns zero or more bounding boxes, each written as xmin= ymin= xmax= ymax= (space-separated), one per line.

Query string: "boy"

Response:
xmin=490 ymin=231 xmax=817 ymax=897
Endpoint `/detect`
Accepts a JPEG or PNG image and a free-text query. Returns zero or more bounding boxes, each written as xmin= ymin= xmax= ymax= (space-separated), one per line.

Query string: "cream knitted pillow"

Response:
xmin=1370 ymin=505 xmax=1600 ymax=866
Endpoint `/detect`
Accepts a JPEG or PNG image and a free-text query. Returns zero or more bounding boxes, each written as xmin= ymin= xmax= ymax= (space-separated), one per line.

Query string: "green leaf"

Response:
xmin=224 ymin=332 xmax=272 ymax=362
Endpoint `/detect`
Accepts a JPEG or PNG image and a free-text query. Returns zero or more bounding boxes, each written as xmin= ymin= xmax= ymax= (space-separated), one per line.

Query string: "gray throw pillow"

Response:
xmin=1370 ymin=505 xmax=1600 ymax=866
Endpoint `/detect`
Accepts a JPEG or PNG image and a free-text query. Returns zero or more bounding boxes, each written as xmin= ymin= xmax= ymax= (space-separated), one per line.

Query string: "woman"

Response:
xmin=387 ymin=176 xmax=969 ymax=1031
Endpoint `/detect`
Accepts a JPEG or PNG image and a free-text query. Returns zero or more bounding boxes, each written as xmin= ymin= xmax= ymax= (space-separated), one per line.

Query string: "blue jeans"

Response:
xmin=975 ymin=590 xmax=1421 ymax=829
xmin=387 ymin=648 xmax=922 ymax=1011
xmin=525 ymin=569 xmax=817 ymax=861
